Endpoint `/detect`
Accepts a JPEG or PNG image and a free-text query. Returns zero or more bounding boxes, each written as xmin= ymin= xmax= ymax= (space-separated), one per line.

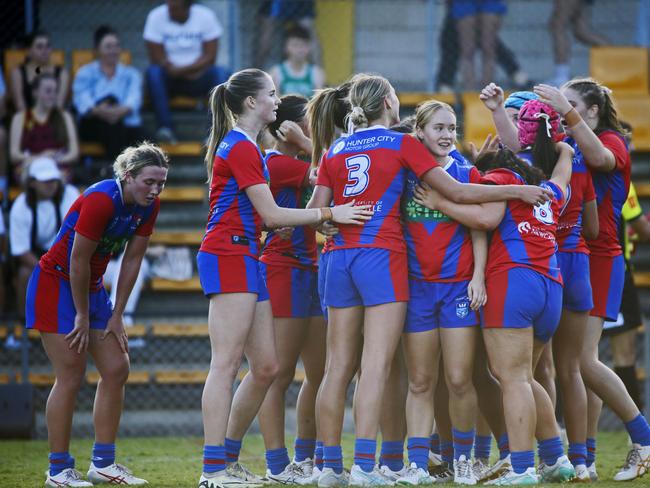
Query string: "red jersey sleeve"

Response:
xmin=480 ymin=168 xmax=520 ymax=186
xmin=316 ymin=155 xmax=333 ymax=188
xmin=469 ymin=166 xmax=482 ymax=184
xmin=229 ymin=141 xmax=268 ymax=190
xmin=268 ymin=154 xmax=309 ymax=190
xmin=74 ymin=192 xmax=115 ymax=242
xmin=599 ymin=131 xmax=629 ymax=171
xmin=400 ymin=135 xmax=440 ymax=178
xmin=135 ymin=198 xmax=160 ymax=237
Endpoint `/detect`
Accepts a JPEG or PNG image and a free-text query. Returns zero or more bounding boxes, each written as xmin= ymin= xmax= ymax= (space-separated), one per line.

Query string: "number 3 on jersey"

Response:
xmin=344 ymin=154 xmax=371 ymax=197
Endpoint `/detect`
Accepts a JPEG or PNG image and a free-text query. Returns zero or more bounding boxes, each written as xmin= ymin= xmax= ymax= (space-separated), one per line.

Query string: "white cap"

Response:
xmin=28 ymin=157 xmax=62 ymax=182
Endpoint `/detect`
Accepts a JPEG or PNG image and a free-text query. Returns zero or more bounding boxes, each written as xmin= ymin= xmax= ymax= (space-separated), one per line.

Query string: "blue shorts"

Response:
xmin=318 ymin=252 xmax=330 ymax=320
xmin=260 ymin=262 xmax=322 ymax=318
xmin=482 ymin=267 xmax=563 ymax=343
xmin=590 ymin=253 xmax=625 ymax=321
xmin=26 ymin=265 xmax=112 ymax=334
xmin=557 ymin=251 xmax=593 ymax=312
xmin=451 ymin=0 xmax=507 ymax=19
xmin=405 ymin=279 xmax=479 ymax=333
xmin=324 ymin=248 xmax=409 ymax=308
xmin=197 ymin=251 xmax=269 ymax=301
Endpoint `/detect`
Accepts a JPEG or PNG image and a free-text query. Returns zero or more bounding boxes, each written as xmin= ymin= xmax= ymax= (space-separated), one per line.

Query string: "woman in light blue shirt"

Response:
xmin=73 ymin=25 xmax=144 ymax=160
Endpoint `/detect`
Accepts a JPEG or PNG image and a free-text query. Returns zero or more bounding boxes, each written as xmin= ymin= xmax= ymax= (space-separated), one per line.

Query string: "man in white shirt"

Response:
xmin=144 ymin=0 xmax=230 ymax=142
xmin=9 ymin=157 xmax=79 ymax=319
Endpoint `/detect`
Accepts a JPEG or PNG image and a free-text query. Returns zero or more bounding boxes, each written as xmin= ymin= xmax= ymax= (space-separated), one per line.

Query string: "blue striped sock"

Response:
xmin=625 ymin=414 xmax=650 ymax=446
xmin=537 ymin=437 xmax=563 ymax=466
xmin=430 ymin=433 xmax=441 ymax=455
xmin=498 ymin=433 xmax=510 ymax=460
xmin=510 ymin=450 xmax=534 ymax=474
xmin=49 ymin=452 xmax=74 ymax=476
xmin=586 ymin=438 xmax=596 ymax=467
xmin=354 ymin=438 xmax=376 ymax=473
xmin=315 ymin=441 xmax=324 ymax=470
xmin=474 ymin=435 xmax=492 ymax=460
xmin=266 ymin=447 xmax=290 ymax=475
xmin=407 ymin=437 xmax=430 ymax=471
xmin=453 ymin=428 xmax=475 ymax=461
xmin=568 ymin=443 xmax=587 ymax=467
xmin=203 ymin=445 xmax=226 ymax=474
xmin=379 ymin=440 xmax=404 ymax=471
xmin=225 ymin=438 xmax=242 ymax=464
xmin=440 ymin=440 xmax=453 ymax=465
xmin=294 ymin=438 xmax=316 ymax=462
xmin=323 ymin=445 xmax=343 ymax=474
xmin=91 ymin=443 xmax=115 ymax=468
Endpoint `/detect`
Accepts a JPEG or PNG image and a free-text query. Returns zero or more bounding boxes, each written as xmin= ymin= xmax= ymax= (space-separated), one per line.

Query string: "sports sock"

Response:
xmin=266 ymin=447 xmax=290 ymax=475
xmin=537 ymin=437 xmax=563 ymax=466
xmin=430 ymin=433 xmax=441 ymax=455
xmin=315 ymin=441 xmax=324 ymax=470
xmin=49 ymin=452 xmax=74 ymax=476
xmin=225 ymin=438 xmax=242 ymax=464
xmin=354 ymin=438 xmax=376 ymax=473
xmin=91 ymin=443 xmax=115 ymax=468
xmin=323 ymin=445 xmax=343 ymax=474
xmin=440 ymin=439 xmax=453 ymax=466
xmin=474 ymin=434 xmax=492 ymax=461
xmin=294 ymin=438 xmax=316 ymax=462
xmin=452 ymin=428 xmax=475 ymax=461
xmin=498 ymin=433 xmax=510 ymax=460
xmin=568 ymin=442 xmax=587 ymax=467
xmin=379 ymin=440 xmax=404 ymax=471
xmin=203 ymin=445 xmax=226 ymax=474
xmin=511 ymin=450 xmax=534 ymax=474
xmin=586 ymin=438 xmax=596 ymax=467
xmin=407 ymin=437 xmax=429 ymax=471
xmin=624 ymin=414 xmax=650 ymax=446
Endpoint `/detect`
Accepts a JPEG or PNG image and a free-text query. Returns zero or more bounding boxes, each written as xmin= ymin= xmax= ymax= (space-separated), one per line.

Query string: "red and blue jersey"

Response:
xmin=482 ymin=169 xmax=564 ymax=284
xmin=402 ymin=149 xmax=481 ymax=282
xmin=40 ymin=179 xmax=159 ymax=291
xmin=587 ymin=130 xmax=631 ymax=257
xmin=260 ymin=150 xmax=317 ymax=269
xmin=200 ymin=128 xmax=270 ymax=259
xmin=316 ymin=126 xmax=439 ymax=253
xmin=556 ymin=137 xmax=596 ymax=253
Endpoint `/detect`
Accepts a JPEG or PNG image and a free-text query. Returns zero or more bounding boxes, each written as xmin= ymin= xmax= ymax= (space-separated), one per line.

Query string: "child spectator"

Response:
xmin=9 ymin=157 xmax=79 ymax=321
xmin=10 ymin=30 xmax=69 ymax=111
xmin=73 ymin=25 xmax=144 ymax=161
xmin=269 ymin=26 xmax=325 ymax=98
xmin=143 ymin=0 xmax=230 ymax=143
xmin=9 ymin=73 xmax=79 ymax=183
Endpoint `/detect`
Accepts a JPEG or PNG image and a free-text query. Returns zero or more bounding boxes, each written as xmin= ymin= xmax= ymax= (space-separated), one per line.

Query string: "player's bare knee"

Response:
xmin=251 ymin=359 xmax=279 ymax=386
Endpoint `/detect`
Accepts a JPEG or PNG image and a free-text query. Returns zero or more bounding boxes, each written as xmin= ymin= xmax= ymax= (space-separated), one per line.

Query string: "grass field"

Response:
xmin=0 ymin=432 xmax=645 ymax=487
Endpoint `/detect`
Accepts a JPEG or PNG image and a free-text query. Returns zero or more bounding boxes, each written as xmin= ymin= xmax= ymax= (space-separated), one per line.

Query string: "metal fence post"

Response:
xmin=426 ymin=0 xmax=436 ymax=92
xmin=25 ymin=0 xmax=34 ymax=34
xmin=228 ymin=0 xmax=241 ymax=71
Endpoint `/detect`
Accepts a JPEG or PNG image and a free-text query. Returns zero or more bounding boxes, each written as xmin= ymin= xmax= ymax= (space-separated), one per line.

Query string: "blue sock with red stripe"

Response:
xmin=586 ymin=438 xmax=596 ymax=467
xmin=203 ymin=445 xmax=226 ymax=474
xmin=474 ymin=435 xmax=492 ymax=461
xmin=568 ymin=442 xmax=587 ymax=467
xmin=407 ymin=437 xmax=430 ymax=470
xmin=537 ymin=437 xmax=564 ymax=466
xmin=430 ymin=433 xmax=441 ymax=455
xmin=266 ymin=447 xmax=290 ymax=475
xmin=315 ymin=441 xmax=324 ymax=470
xmin=354 ymin=438 xmax=376 ymax=473
xmin=49 ymin=452 xmax=74 ymax=476
xmin=440 ymin=440 xmax=453 ymax=466
xmin=498 ymin=433 xmax=510 ymax=460
xmin=452 ymin=428 xmax=475 ymax=461
xmin=294 ymin=438 xmax=316 ymax=462
xmin=379 ymin=440 xmax=404 ymax=471
xmin=510 ymin=450 xmax=535 ymax=474
xmin=625 ymin=414 xmax=650 ymax=446
xmin=323 ymin=445 xmax=343 ymax=474
xmin=225 ymin=438 xmax=241 ymax=464
xmin=91 ymin=443 xmax=115 ymax=468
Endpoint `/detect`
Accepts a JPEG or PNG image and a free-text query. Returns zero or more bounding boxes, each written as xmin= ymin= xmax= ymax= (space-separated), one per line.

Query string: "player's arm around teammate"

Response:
xmin=27 ymin=142 xmax=168 ymax=487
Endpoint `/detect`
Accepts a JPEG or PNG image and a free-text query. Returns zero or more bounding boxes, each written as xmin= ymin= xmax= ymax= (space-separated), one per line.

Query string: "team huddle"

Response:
xmin=24 ymin=67 xmax=650 ymax=487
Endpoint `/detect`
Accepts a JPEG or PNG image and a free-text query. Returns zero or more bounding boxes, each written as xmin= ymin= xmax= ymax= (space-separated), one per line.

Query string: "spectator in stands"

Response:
xmin=10 ymin=30 xmax=69 ymax=111
xmin=9 ymin=73 xmax=79 ymax=183
xmin=255 ymin=0 xmax=321 ymax=68
xmin=73 ymin=25 xmax=144 ymax=162
xmin=144 ymin=0 xmax=229 ymax=143
xmin=9 ymin=157 xmax=79 ymax=321
xmin=269 ymin=26 xmax=325 ymax=98
xmin=0 ymin=66 xmax=8 ymax=196
xmin=452 ymin=0 xmax=507 ymax=90
xmin=435 ymin=0 xmax=529 ymax=92
xmin=548 ymin=0 xmax=609 ymax=87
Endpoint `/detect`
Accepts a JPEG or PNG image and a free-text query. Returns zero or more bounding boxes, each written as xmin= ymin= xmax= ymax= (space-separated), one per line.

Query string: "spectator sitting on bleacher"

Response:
xmin=0 ymin=65 xmax=8 ymax=197
xmin=9 ymin=73 xmax=79 ymax=183
xmin=73 ymin=25 xmax=144 ymax=162
xmin=143 ymin=0 xmax=230 ymax=143
xmin=269 ymin=25 xmax=325 ymax=98
xmin=9 ymin=156 xmax=79 ymax=321
xmin=10 ymin=30 xmax=69 ymax=111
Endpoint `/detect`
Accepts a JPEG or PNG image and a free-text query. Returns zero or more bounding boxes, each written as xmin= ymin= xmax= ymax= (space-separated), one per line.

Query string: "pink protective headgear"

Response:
xmin=517 ymin=100 xmax=560 ymax=148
